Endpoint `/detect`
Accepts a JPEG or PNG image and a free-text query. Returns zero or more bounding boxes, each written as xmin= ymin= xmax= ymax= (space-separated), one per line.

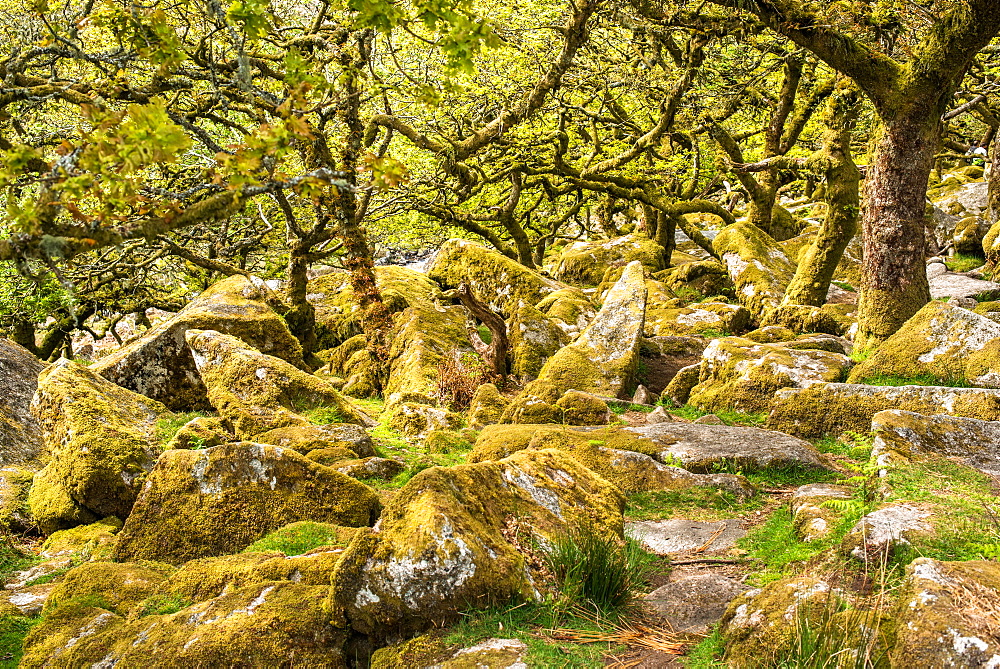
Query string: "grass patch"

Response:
xmin=137 ymin=593 xmax=192 ymax=618
xmin=610 ymin=403 xmax=654 ymax=415
xmin=855 ymin=373 xmax=969 ymax=388
xmin=662 ymin=404 xmax=767 ymax=427
xmin=0 ymin=614 xmax=40 ymax=668
xmin=945 ymin=253 xmax=984 ymax=273
xmin=626 ymin=488 xmax=763 ymax=522
xmin=683 ymin=626 xmax=727 ymax=668
xmin=830 ymin=280 xmax=856 ymax=293
xmin=698 ymin=329 xmax=732 ymax=339
xmin=369 ymin=424 xmax=474 ymax=490
xmin=242 ymin=521 xmax=353 ymax=555
xmin=155 ymin=411 xmax=207 ymax=444
xmin=302 ymin=405 xmax=347 ymax=425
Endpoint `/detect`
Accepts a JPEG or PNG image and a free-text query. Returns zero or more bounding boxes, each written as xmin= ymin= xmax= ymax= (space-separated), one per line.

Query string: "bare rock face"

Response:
xmin=841 ymin=504 xmax=932 ymax=564
xmin=645 ymin=574 xmax=749 ymax=634
xmin=330 ymin=448 xmax=624 ymax=639
xmin=0 ymin=337 xmax=46 ymax=466
xmin=872 ymin=409 xmax=1000 ymax=474
xmin=112 ymin=441 xmax=381 ymax=565
xmin=627 ymin=519 xmax=745 ymax=555
xmin=892 ymin=558 xmax=1000 ymax=668
xmin=93 ymin=275 xmax=305 ymax=410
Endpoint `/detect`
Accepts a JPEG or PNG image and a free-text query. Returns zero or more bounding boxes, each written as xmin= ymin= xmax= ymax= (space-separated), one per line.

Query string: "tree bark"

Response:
xmin=448 ymin=283 xmax=508 ymax=378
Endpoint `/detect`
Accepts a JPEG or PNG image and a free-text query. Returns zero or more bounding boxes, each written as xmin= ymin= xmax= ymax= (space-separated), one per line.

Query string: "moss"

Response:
xmin=322 ymin=334 xmax=368 ymax=376
xmin=761 ymin=303 xmax=853 ymax=336
xmin=0 ymin=611 xmax=38 ymax=667
xmin=713 ymin=221 xmax=795 ymax=319
xmin=644 ymin=301 xmax=750 ymax=337
xmin=655 ymin=260 xmax=735 ymax=300
xmin=92 ymin=274 xmax=305 ymax=411
xmin=0 ymin=467 xmax=34 ymax=533
xmin=467 ymin=384 xmax=509 ymax=429
xmin=20 ymin=600 xmax=124 ymax=667
xmin=112 ymin=442 xmax=381 ymax=565
xmin=27 ymin=466 xmax=99 ymax=537
xmin=554 ymin=234 xmax=666 ymax=286
xmin=30 ymin=360 xmax=170 ymax=529
xmin=742 ymin=326 xmax=797 ymax=343
xmin=387 ymin=402 xmax=463 ymax=437
xmin=255 ymin=423 xmax=376 ymax=457
xmin=242 ymin=521 xmax=359 ymax=555
xmin=534 ymin=288 xmax=596 ymax=336
xmin=164 ymin=416 xmax=230 ymax=450
xmin=662 ymin=364 xmax=700 ymax=407
xmin=424 ymin=429 xmax=474 ymax=455
xmin=45 ymin=561 xmax=176 ymax=615
xmin=185 ymin=329 xmax=372 ymax=439
xmin=370 ymin=632 xmax=452 ymax=668
xmin=507 ymin=302 xmax=567 ymax=379
xmin=329 ymin=448 xmax=624 ymax=639
xmin=305 ymin=447 xmax=358 ymax=465
xmin=385 ymin=302 xmax=473 ymax=401
xmin=555 ymin=390 xmax=610 ymax=425
xmin=42 ymin=517 xmax=122 ymax=559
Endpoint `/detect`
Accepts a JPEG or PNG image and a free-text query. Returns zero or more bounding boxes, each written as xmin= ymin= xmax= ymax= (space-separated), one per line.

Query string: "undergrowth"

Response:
xmin=663 ymin=404 xmax=767 ymax=427
xmin=155 ymin=411 xmax=208 ymax=444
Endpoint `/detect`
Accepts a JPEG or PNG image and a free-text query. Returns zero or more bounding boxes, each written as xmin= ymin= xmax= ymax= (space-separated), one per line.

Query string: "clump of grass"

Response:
xmin=945 ymin=253 xmax=984 ymax=273
xmin=684 ymin=626 xmax=727 ymax=668
xmin=710 ymin=460 xmax=839 ymax=488
xmin=302 ymin=405 xmax=346 ymax=425
xmin=242 ymin=521 xmax=353 ymax=555
xmin=0 ymin=613 xmax=40 ymax=668
xmin=544 ymin=524 xmax=653 ymax=615
xmin=155 ymin=411 xmax=207 ymax=444
xmin=856 ymin=373 xmax=969 ymax=388
xmin=662 ymin=404 xmax=768 ymax=427
xmin=137 ymin=593 xmax=192 ymax=618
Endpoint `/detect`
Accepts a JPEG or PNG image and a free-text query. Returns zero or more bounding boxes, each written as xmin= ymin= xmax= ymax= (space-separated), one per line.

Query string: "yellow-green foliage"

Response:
xmin=30 ymin=359 xmax=169 ymax=526
xmin=112 ymin=442 xmax=380 ymax=565
xmin=185 ymin=328 xmax=370 ymax=438
xmin=41 ymin=517 xmax=122 ymax=560
xmin=242 ymin=521 xmax=359 ymax=555
xmin=45 ymin=561 xmax=176 ymax=615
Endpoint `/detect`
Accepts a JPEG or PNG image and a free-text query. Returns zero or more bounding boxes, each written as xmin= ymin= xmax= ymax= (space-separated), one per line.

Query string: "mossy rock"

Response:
xmin=644 ymin=301 xmax=750 ymax=337
xmin=954 ymin=215 xmax=987 ymax=256
xmin=385 ymin=302 xmax=473 ymax=402
xmin=555 ymin=390 xmax=610 ymax=425
xmin=467 ymin=384 xmax=509 ymax=429
xmin=790 ymin=483 xmax=852 ymax=542
xmin=655 ymin=260 xmax=735 ymax=300
xmin=713 ymin=221 xmax=795 ymax=319
xmin=767 ymin=383 xmax=1000 ymax=438
xmin=688 ymin=337 xmax=852 ymax=414
xmin=871 ymin=409 xmax=1000 ymax=472
xmin=22 ymin=582 xmax=348 ymax=667
xmin=0 ymin=466 xmax=34 ymax=532
xmin=41 ymin=517 xmax=122 ymax=559
xmin=554 ymin=233 xmax=666 ymax=286
xmin=0 ymin=337 xmax=46 ymax=466
xmin=372 ymin=634 xmax=529 ymax=669
xmin=662 ymin=363 xmax=700 ymax=407
xmin=305 ymin=446 xmax=358 ymax=466
xmin=761 ymin=303 xmax=853 ymax=336
xmin=424 ymin=429 xmax=474 ymax=455
xmin=186 ymin=329 xmax=373 ymax=439
xmin=45 ymin=561 xmax=176 ymax=615
xmin=112 ymin=442 xmax=381 ymax=565
xmin=255 ymin=423 xmax=376 ymax=457
xmin=329 ymin=448 xmax=624 ymax=639
xmin=507 ymin=301 xmax=568 ymax=379
xmin=330 ymin=457 xmax=406 ymax=481
xmin=242 ymin=520 xmax=359 ymax=556
xmin=534 ymin=287 xmax=597 ymax=338
xmin=847 ymin=301 xmax=1000 ymax=387
xmin=30 ymin=359 xmax=170 ymax=532
xmin=741 ymin=325 xmax=797 ymax=343
xmin=321 ymin=333 xmax=368 ymax=377
xmin=165 ymin=416 xmax=231 ymax=450
xmin=387 ymin=402 xmax=463 ymax=437
xmin=27 ymin=465 xmax=99 ymax=536
xmin=92 ymin=275 xmax=304 ymax=411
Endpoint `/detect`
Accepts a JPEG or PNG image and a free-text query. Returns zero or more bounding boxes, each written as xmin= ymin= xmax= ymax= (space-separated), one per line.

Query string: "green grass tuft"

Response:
xmin=0 ymin=614 xmax=40 ymax=668
xmin=945 ymin=253 xmax=984 ymax=274
xmin=243 ymin=521 xmax=352 ymax=555
xmin=155 ymin=411 xmax=208 ymax=444
xmin=855 ymin=373 xmax=969 ymax=388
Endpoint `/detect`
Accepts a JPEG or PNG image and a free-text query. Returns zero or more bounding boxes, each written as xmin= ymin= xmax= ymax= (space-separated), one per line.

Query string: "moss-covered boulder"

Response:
xmin=507 ymin=301 xmax=569 ymax=379
xmin=186 ymin=329 xmax=373 ymax=438
xmin=713 ymin=221 xmax=795 ymax=320
xmin=93 ymin=275 xmax=304 ymax=411
xmin=841 ymin=503 xmax=932 ymax=563
xmin=554 ymin=234 xmax=665 ymax=286
xmin=871 ymin=409 xmax=1000 ymax=472
xmin=112 ymin=441 xmax=380 ymax=565
xmin=44 ymin=561 xmax=176 ymax=615
xmin=687 ymin=337 xmax=852 ymax=414
xmin=655 ymin=260 xmax=735 ymax=300
xmin=372 ymin=635 xmax=529 ymax=669
xmin=555 ymin=390 xmax=610 ymax=425
xmin=0 ymin=338 xmax=45 ymax=466
xmin=662 ymin=363 xmax=700 ymax=407
xmin=387 ymin=401 xmax=463 ymax=437
xmin=428 ymin=239 xmax=564 ymax=318
xmin=644 ymin=301 xmax=750 ymax=338
xmin=330 ymin=448 xmax=624 ymax=638
xmin=508 ymin=261 xmax=647 ymax=410
xmin=21 ymin=582 xmax=348 ymax=667
xmin=29 ymin=359 xmax=170 ymax=533
xmin=768 ymin=383 xmax=1000 ymax=438
xmin=329 ymin=457 xmax=405 ymax=481
xmin=848 ymin=301 xmax=1000 ymax=387
xmin=467 ymin=384 xmax=509 ymax=429
xmin=0 ymin=466 xmax=34 ymax=532
xmin=164 ymin=416 xmax=232 ymax=450
xmin=254 ymin=423 xmax=376 ymax=457
xmin=534 ymin=287 xmax=597 ymax=338
xmin=891 ymin=558 xmax=1000 ymax=667
xmin=790 ymin=483 xmax=852 ymax=542
xmin=718 ymin=577 xmax=846 ymax=667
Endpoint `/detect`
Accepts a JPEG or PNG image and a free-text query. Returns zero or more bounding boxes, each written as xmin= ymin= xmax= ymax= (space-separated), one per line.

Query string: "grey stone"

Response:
xmin=843 ymin=504 xmax=932 ymax=563
xmin=790 ymin=484 xmax=853 ymax=542
xmin=627 ymin=423 xmax=833 ymax=473
xmin=0 ymin=338 xmax=46 ymax=466
xmin=929 ymin=273 xmax=1000 ymax=301
xmin=626 ymin=519 xmax=745 ymax=555
xmin=632 ymin=385 xmax=653 ymax=405
xmin=872 ymin=410 xmax=1000 ymax=474
xmin=646 ymin=406 xmax=674 ymax=424
xmin=645 ymin=574 xmax=749 ymax=634
xmin=693 ymin=414 xmax=725 ymax=425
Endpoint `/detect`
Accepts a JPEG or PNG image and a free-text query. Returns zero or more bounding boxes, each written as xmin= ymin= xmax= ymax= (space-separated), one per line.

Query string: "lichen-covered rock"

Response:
xmin=330 ymin=457 xmax=405 ymax=481
xmin=929 ymin=180 xmax=989 ymax=248
xmin=662 ymin=363 xmax=700 ymax=407
xmin=427 ymin=239 xmax=563 ymax=318
xmin=953 ymin=215 xmax=989 ymax=255
xmin=112 ymin=441 xmax=380 ymax=565
xmin=21 ymin=582 xmax=348 ymax=668
xmin=186 ymin=329 xmax=372 ymax=438
xmin=848 ymin=301 xmax=1000 ymax=387
xmin=513 ymin=260 xmax=647 ymax=405
xmin=719 ymin=577 xmax=845 ymax=666
xmin=467 ymin=384 xmax=509 ymax=429
xmin=841 ymin=503 xmax=932 ymax=563
xmin=0 ymin=466 xmax=33 ymax=532
xmin=644 ymin=301 xmax=750 ymax=337
xmin=687 ymin=337 xmax=852 ymax=414
xmin=891 ymin=558 xmax=1000 ymax=667
xmin=165 ymin=416 xmax=232 ymax=450
xmin=871 ymin=410 xmax=1000 ymax=473
xmin=534 ymin=287 xmax=597 ymax=338
xmin=329 ymin=448 xmax=624 ymax=638
xmin=761 ymin=302 xmax=854 ymax=336
xmin=768 ymin=383 xmax=1000 ymax=438
xmin=555 ymin=390 xmax=610 ymax=425
xmin=628 ymin=423 xmax=833 ymax=473
xmin=254 ymin=423 xmax=376 ymax=457
xmin=655 ymin=260 xmax=735 ymax=300
xmin=507 ymin=301 xmax=569 ymax=379
xmin=713 ymin=221 xmax=795 ymax=319
xmin=0 ymin=338 xmax=45 ymax=465
xmin=372 ymin=635 xmax=529 ymax=669
xmin=790 ymin=483 xmax=852 ymax=542
xmin=387 ymin=402 xmax=463 ymax=438
xmin=742 ymin=325 xmax=797 ymax=343
xmin=93 ymin=275 xmax=304 ymax=411
xmin=645 ymin=574 xmax=749 ymax=635
xmin=929 ymin=271 xmax=1000 ymax=302
xmin=29 ymin=359 xmax=170 ymax=532
xmin=554 ymin=233 xmax=666 ymax=286
xmin=44 ymin=561 xmax=176 ymax=614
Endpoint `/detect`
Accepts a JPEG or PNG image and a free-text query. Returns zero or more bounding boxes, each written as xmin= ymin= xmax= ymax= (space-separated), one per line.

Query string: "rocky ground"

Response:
xmin=1 ymin=170 xmax=1000 ymax=667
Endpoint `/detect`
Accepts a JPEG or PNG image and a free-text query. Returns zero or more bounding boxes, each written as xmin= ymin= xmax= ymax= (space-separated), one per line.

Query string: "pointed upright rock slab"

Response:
xmin=713 ymin=221 xmax=795 ymax=319
xmin=112 ymin=441 xmax=381 ymax=565
xmin=0 ymin=338 xmax=46 ymax=466
xmin=28 ymin=359 xmax=170 ymax=532
xmin=330 ymin=448 xmax=624 ymax=639
xmin=185 ymin=329 xmax=373 ymax=439
xmin=848 ymin=301 xmax=1000 ymax=387
xmin=93 ymin=275 xmax=305 ymax=411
